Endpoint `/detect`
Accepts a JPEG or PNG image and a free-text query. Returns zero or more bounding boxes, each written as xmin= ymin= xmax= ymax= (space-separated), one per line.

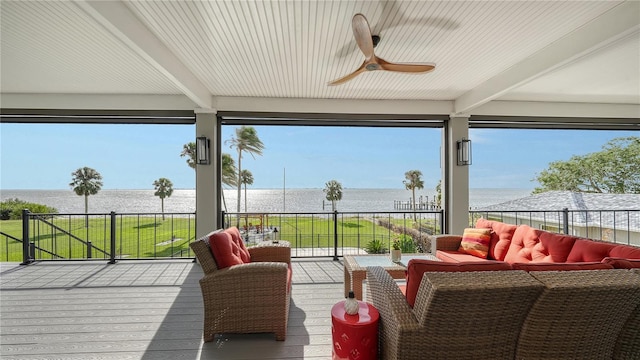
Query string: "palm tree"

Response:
xmin=240 ymin=170 xmax=254 ymax=212
xmin=69 ymin=167 xmax=103 ymax=227
xmin=180 ymin=142 xmax=196 ymax=169
xmin=226 ymin=126 xmax=264 ymax=219
xmin=403 ymin=170 xmax=424 ymax=221
xmin=181 ymin=142 xmax=237 ymax=211
xmin=221 ymin=153 xmax=238 ymax=188
xmin=323 ymin=180 xmax=343 ymax=212
xmin=153 ymin=177 xmax=174 ymax=220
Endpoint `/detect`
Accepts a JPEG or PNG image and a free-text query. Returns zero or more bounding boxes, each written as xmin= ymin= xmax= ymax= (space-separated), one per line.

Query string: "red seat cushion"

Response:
xmin=504 ymin=225 xmax=577 ymax=264
xmin=476 ymin=218 xmax=517 ymax=261
xmin=208 ymin=231 xmax=245 ymax=269
xmin=225 ymin=226 xmax=251 ymax=263
xmin=602 ymin=257 xmax=640 ymax=269
xmin=404 ymin=259 xmax=512 ymax=307
xmin=436 ymin=250 xmax=486 ymax=263
xmin=511 ymin=262 xmax=613 ymax=271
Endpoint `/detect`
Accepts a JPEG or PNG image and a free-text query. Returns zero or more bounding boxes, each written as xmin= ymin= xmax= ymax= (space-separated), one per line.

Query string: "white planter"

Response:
xmin=391 ymin=249 xmax=401 ymax=262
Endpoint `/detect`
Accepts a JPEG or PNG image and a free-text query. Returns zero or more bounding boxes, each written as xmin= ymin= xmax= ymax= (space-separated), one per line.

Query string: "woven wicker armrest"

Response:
xmin=249 ymin=245 xmax=291 ymax=263
xmin=366 ymin=266 xmax=419 ymax=329
xmin=190 ymin=240 xmax=218 ymax=274
xmin=367 ymin=266 xmax=422 ymax=360
xmin=433 ymin=234 xmax=463 ymax=251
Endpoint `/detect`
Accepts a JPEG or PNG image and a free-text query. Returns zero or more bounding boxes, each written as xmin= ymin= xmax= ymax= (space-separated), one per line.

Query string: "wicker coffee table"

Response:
xmin=343 ymin=254 xmax=438 ymax=300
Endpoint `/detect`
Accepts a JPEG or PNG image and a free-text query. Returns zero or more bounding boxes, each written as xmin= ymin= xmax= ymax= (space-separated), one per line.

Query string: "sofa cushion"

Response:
xmin=404 ymin=259 xmax=512 ymax=307
xmin=504 ymin=225 xmax=578 ymax=264
xmin=609 ymin=244 xmax=640 ymax=259
xmin=458 ymin=228 xmax=491 ymax=259
xmin=476 ymin=218 xmax=517 ymax=261
xmin=209 ymin=231 xmax=246 ymax=269
xmin=225 ymin=227 xmax=251 ymax=263
xmin=511 ymin=262 xmax=613 ymax=271
xmin=436 ymin=250 xmax=486 ymax=263
xmin=602 ymin=257 xmax=640 ymax=269
xmin=566 ymin=239 xmax=618 ymax=262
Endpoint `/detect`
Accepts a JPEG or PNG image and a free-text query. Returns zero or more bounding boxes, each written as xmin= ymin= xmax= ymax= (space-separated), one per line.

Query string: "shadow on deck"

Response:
xmin=0 ymin=259 xmax=345 ymax=359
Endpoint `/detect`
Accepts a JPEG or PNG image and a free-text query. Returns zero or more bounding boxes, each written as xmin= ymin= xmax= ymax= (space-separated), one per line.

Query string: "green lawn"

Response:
xmin=0 ymin=216 xmax=196 ymax=262
xmin=1 ymin=213 xmax=434 ymax=261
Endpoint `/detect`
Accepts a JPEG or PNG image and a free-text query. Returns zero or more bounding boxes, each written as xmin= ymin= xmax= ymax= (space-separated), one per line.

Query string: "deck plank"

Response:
xmin=1 ymin=259 xmax=347 ymax=360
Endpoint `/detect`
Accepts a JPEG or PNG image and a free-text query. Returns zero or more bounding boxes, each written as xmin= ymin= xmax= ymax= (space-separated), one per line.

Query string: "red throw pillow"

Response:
xmin=404 ymin=259 xmax=512 ymax=307
xmin=208 ymin=231 xmax=245 ymax=269
xmin=458 ymin=228 xmax=491 ymax=259
xmin=511 ymin=262 xmax=613 ymax=271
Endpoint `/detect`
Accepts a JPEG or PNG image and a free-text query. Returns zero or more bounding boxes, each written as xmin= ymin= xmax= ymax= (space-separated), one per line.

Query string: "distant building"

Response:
xmin=475 ymin=191 xmax=640 ymax=246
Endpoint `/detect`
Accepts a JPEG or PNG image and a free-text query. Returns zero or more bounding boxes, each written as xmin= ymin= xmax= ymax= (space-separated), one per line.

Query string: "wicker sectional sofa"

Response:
xmin=367 ymin=266 xmax=640 ymax=360
xmin=365 ymin=219 xmax=640 ymax=359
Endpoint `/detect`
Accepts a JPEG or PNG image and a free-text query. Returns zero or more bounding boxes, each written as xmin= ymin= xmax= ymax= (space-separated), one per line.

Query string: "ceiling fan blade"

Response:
xmin=328 ymin=62 xmax=367 ymax=86
xmin=352 ymin=13 xmax=375 ymax=61
xmin=378 ymin=57 xmax=435 ymax=73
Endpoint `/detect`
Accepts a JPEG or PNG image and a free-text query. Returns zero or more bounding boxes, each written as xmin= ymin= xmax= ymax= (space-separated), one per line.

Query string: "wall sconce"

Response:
xmin=196 ymin=136 xmax=210 ymax=165
xmin=457 ymin=138 xmax=472 ymax=166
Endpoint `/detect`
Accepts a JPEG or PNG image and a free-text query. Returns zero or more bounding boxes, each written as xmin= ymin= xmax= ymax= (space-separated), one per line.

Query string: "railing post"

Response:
xmin=29 ymin=242 xmax=35 ymax=260
xmin=562 ymin=208 xmax=569 ymax=234
xmin=87 ymin=241 xmax=92 ymax=259
xmin=109 ymin=211 xmax=116 ymax=264
xmin=333 ymin=210 xmax=338 ymax=261
xmin=21 ymin=209 xmax=31 ymax=265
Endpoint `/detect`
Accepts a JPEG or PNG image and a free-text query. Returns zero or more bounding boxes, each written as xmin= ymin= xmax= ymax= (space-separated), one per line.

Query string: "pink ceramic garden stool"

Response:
xmin=331 ymin=300 xmax=379 ymax=360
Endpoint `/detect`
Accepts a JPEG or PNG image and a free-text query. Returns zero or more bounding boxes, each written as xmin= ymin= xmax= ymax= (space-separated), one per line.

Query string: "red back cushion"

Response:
xmin=609 ymin=244 xmax=640 ymax=259
xmin=208 ymin=231 xmax=245 ymax=269
xmin=458 ymin=228 xmax=491 ymax=259
xmin=476 ymin=218 xmax=517 ymax=261
xmin=404 ymin=259 xmax=512 ymax=307
xmin=566 ymin=239 xmax=618 ymax=262
xmin=504 ymin=225 xmax=577 ymax=264
xmin=602 ymin=257 xmax=640 ymax=269
xmin=225 ymin=227 xmax=251 ymax=263
xmin=511 ymin=262 xmax=613 ymax=271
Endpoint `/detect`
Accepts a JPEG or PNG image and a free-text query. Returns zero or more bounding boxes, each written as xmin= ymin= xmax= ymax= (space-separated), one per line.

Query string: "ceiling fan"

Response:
xmin=328 ymin=13 xmax=436 ymax=86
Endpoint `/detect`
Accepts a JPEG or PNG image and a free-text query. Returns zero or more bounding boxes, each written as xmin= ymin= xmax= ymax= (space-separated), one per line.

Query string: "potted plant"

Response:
xmin=391 ymin=238 xmax=402 ymax=262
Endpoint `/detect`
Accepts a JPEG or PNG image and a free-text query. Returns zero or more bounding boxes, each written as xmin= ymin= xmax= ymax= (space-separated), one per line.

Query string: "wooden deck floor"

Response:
xmin=0 ymin=259 xmax=346 ymax=360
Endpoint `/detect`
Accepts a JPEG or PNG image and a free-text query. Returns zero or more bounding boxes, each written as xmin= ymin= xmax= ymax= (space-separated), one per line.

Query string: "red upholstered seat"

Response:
xmin=404 ymin=259 xmax=512 ymax=307
xmin=511 ymin=262 xmax=613 ymax=271
xmin=602 ymin=257 xmax=640 ymax=269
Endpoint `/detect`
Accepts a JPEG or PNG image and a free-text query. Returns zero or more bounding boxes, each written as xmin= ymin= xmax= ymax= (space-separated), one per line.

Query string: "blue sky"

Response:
xmin=0 ymin=122 xmax=636 ymax=190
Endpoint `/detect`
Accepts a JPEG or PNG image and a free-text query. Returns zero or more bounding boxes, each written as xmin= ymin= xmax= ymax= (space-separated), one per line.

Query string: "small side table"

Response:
xmin=331 ymin=300 xmax=379 ymax=360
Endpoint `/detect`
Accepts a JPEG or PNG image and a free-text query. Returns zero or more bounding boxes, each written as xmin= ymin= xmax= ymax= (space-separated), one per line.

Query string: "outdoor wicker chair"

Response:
xmin=366 ymin=267 xmax=544 ymax=360
xmin=516 ymin=269 xmax=640 ymax=360
xmin=190 ymin=228 xmax=291 ymax=341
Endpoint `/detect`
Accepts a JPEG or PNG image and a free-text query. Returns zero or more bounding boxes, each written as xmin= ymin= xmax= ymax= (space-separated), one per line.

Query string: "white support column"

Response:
xmin=195 ymin=112 xmax=218 ymax=237
xmin=445 ymin=116 xmax=470 ymax=235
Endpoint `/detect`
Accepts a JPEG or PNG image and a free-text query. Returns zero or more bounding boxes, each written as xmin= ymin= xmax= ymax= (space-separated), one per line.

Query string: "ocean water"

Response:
xmin=0 ymin=188 xmax=533 ymax=214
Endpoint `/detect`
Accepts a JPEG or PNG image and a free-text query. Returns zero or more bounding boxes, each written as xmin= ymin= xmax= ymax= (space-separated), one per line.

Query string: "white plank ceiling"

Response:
xmin=1 ymin=0 xmax=639 ymax=119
